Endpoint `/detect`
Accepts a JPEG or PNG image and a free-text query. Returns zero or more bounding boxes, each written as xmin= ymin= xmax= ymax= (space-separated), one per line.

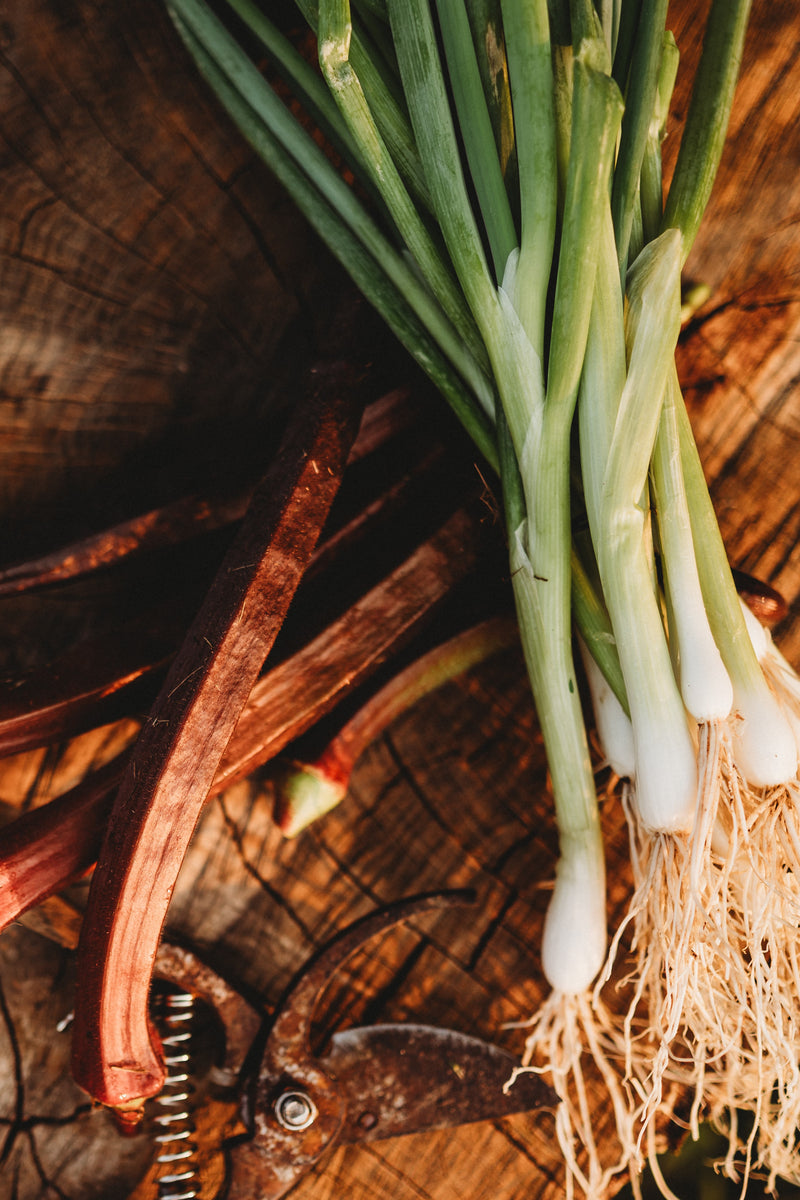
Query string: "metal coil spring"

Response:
xmin=152 ymin=991 xmax=200 ymax=1200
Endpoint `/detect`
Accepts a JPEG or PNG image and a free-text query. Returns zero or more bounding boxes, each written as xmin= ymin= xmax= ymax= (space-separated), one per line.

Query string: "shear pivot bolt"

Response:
xmin=274 ymin=1090 xmax=318 ymax=1131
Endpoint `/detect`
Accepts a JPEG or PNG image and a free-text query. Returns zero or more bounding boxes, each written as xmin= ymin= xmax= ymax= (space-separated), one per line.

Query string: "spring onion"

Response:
xmin=161 ymin=0 xmax=800 ymax=1192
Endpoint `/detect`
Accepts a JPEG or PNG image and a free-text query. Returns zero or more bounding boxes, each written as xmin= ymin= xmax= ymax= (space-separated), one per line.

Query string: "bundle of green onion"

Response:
xmin=162 ymin=0 xmax=800 ymax=1193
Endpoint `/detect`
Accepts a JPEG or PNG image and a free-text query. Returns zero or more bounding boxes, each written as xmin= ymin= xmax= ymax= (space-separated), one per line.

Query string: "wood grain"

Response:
xmin=0 ymin=1 xmax=799 ymax=1198
xmin=0 ymin=0 xmax=337 ymax=558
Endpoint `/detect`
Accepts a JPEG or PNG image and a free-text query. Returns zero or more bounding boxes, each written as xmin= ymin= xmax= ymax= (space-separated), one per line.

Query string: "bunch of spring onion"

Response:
xmin=161 ymin=0 xmax=800 ymax=1192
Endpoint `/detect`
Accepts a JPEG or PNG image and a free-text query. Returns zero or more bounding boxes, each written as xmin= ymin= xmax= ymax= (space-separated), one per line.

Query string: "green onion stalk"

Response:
xmin=580 ymin=5 xmax=800 ymax=1189
xmin=162 ymin=0 xmax=800 ymax=1191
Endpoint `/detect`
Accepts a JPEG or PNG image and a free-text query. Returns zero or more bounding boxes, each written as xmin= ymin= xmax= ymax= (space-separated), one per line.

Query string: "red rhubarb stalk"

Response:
xmin=0 ymin=505 xmax=489 ymax=936
xmin=274 ymin=616 xmax=519 ymax=836
xmin=69 ymin=360 xmax=365 ymax=1120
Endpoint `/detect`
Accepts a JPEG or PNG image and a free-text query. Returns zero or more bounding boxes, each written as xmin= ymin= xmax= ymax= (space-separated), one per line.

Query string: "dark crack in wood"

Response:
xmin=216 ymin=793 xmax=316 ymax=946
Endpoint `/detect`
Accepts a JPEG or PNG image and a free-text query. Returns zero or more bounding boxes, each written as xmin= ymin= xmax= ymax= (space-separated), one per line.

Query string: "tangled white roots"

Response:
xmin=604 ymin=720 xmax=800 ymax=1193
xmin=508 ymin=990 xmax=651 ymax=1199
xmin=517 ymin=635 xmax=800 ymax=1198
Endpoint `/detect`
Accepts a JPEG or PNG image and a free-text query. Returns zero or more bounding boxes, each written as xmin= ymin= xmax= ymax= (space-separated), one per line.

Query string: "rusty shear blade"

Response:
xmin=322 ymin=1022 xmax=554 ymax=1142
xmin=220 ymin=892 xmax=555 ymax=1199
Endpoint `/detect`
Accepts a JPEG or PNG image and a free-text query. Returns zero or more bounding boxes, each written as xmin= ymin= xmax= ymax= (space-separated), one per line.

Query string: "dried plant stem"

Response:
xmin=71 ymin=362 xmax=365 ymax=1117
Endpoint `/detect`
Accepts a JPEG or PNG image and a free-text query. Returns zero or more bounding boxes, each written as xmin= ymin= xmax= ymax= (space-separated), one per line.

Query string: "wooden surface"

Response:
xmin=0 ymin=2 xmax=799 ymax=1198
xmin=0 ymin=0 xmax=339 ymax=560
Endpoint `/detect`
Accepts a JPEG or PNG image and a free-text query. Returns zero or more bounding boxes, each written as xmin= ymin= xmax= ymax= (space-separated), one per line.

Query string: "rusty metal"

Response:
xmin=153 ymin=941 xmax=261 ymax=1088
xmin=151 ymin=989 xmax=201 ymax=1200
xmin=325 ymin=1022 xmax=553 ymax=1142
xmin=149 ymin=894 xmax=556 ymax=1200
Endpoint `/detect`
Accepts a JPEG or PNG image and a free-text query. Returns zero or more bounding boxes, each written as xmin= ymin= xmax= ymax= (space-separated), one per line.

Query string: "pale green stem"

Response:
xmin=551 ymin=45 xmax=573 ymax=203
xmin=390 ymin=3 xmax=614 ymax=945
xmin=577 ymin=207 xmax=625 ymax=544
xmin=581 ymin=219 xmax=696 ymax=832
xmin=500 ymin=0 xmax=556 ymax=356
xmin=568 ymin=0 xmax=606 ymax=52
xmin=610 ymin=0 xmax=669 ymax=278
xmin=602 ymin=233 xmax=682 ymax=509
xmin=435 ymin=0 xmax=518 ymax=278
xmin=168 ymin=0 xmax=498 ymax=465
xmin=318 ymin=0 xmax=490 ymax=371
xmin=293 ymin=0 xmax=432 ymax=209
xmin=387 ymin=0 xmax=503 ymax=339
xmin=675 ymin=372 xmax=796 ymax=783
xmin=571 ymin=545 xmax=628 ymax=715
xmin=599 ymin=503 xmax=696 ymax=832
xmin=594 ymin=0 xmax=620 ymax=59
xmin=639 ymin=31 xmax=679 ymax=243
xmin=503 ymin=49 xmax=621 ymax=959
xmin=651 ymin=377 xmax=732 ymax=721
xmin=609 ymin=0 xmax=638 ymax=90
xmin=545 ymin=50 xmax=621 ymax=419
xmin=661 ymin=0 xmax=752 ymax=264
xmin=509 ymin=523 xmax=606 ymax=989
xmin=464 ymin=0 xmax=517 ymax=197
xmin=675 ymin=381 xmax=769 ymax=697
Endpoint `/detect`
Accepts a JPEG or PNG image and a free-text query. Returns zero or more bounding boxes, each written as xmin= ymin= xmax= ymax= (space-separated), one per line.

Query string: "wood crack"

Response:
xmin=359 ymin=936 xmax=429 ymax=1028
xmin=382 ymin=732 xmax=480 ymax=857
xmin=216 ymin=792 xmax=316 ymax=945
xmin=496 ymin=1122 xmax=561 ymax=1182
xmin=0 ymin=48 xmax=62 ymax=141
xmin=26 ymin=1129 xmax=74 ymax=1200
xmin=0 ymin=973 xmax=24 ymax=1164
xmin=464 ymin=891 xmax=516 ymax=976
xmin=361 ymin=1143 xmax=439 ymax=1200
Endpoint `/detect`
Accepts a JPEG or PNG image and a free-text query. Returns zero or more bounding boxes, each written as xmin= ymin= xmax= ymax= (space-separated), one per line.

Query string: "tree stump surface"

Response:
xmin=0 ymin=2 xmax=799 ymax=1198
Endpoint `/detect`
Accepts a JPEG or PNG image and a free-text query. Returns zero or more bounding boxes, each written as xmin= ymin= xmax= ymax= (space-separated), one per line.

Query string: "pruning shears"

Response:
xmin=152 ymin=891 xmax=555 ymax=1199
